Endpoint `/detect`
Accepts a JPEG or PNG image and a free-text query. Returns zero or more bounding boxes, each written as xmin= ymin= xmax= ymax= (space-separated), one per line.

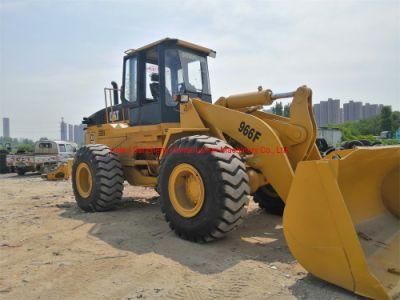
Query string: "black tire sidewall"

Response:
xmin=159 ymin=150 xmax=225 ymax=237
xmin=72 ymin=147 xmax=97 ymax=211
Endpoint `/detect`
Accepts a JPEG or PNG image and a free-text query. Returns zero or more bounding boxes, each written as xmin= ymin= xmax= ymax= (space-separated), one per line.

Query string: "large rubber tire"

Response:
xmin=253 ymin=185 xmax=285 ymax=216
xmin=346 ymin=140 xmax=363 ymax=149
xmin=72 ymin=144 xmax=124 ymax=212
xmin=158 ymin=135 xmax=250 ymax=242
xmin=358 ymin=139 xmax=371 ymax=146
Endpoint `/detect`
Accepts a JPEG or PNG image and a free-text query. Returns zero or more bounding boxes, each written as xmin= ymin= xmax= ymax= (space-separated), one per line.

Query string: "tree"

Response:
xmin=272 ymin=102 xmax=283 ymax=116
xmin=380 ymin=106 xmax=393 ymax=132
xmin=283 ymin=104 xmax=290 ymax=117
xmin=392 ymin=111 xmax=400 ymax=131
xmin=16 ymin=144 xmax=34 ymax=152
xmin=335 ymin=107 xmax=399 ymax=144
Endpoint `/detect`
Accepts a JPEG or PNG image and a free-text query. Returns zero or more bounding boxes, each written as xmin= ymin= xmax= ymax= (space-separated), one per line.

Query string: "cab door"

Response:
xmin=121 ymin=54 xmax=139 ymax=121
xmin=126 ymin=46 xmax=163 ymax=126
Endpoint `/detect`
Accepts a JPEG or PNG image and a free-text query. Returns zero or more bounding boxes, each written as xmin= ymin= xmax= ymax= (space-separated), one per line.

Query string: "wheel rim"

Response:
xmin=76 ymin=163 xmax=93 ymax=198
xmin=168 ymin=163 xmax=205 ymax=218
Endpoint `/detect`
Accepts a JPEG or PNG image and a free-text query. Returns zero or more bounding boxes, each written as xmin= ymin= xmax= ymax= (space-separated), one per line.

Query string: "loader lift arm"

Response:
xmin=184 ymin=85 xmax=317 ymax=200
xmin=179 ymin=85 xmax=400 ymax=299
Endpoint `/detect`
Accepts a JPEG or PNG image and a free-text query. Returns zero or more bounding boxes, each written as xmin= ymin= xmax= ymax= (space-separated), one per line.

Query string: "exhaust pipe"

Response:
xmin=111 ymin=81 xmax=119 ymax=105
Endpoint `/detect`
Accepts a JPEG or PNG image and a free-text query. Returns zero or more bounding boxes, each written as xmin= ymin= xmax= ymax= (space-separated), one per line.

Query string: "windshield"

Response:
xmin=164 ymin=48 xmax=211 ymax=106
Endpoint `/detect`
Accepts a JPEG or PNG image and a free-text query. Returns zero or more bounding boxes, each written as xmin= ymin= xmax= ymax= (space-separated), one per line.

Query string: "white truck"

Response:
xmin=9 ymin=140 xmax=77 ymax=176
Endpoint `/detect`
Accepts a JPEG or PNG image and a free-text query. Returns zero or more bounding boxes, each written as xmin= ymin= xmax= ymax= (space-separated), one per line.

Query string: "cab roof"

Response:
xmin=124 ymin=38 xmax=216 ymax=58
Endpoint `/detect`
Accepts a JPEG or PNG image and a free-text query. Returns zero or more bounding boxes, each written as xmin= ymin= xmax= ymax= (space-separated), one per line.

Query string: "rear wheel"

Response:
xmin=158 ymin=135 xmax=250 ymax=242
xmin=72 ymin=144 xmax=124 ymax=212
xmin=253 ymin=184 xmax=285 ymax=216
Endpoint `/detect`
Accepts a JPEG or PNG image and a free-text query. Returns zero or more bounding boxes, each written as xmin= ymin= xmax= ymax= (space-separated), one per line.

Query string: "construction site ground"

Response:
xmin=0 ymin=173 xmax=360 ymax=299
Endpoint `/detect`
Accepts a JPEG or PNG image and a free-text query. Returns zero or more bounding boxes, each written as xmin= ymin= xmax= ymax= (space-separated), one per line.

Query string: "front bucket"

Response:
xmin=283 ymin=146 xmax=400 ymax=299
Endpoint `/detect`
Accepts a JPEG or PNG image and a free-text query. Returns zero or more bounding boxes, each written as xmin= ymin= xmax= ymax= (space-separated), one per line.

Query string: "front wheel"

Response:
xmin=158 ymin=135 xmax=250 ymax=242
xmin=72 ymin=144 xmax=124 ymax=212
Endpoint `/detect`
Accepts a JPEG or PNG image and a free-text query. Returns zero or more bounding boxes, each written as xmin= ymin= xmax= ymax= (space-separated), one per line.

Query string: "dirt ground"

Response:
xmin=0 ymin=173 xmax=361 ymax=299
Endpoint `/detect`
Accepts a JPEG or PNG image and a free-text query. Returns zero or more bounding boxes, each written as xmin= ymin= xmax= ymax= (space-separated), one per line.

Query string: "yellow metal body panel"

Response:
xmin=192 ymin=98 xmax=294 ymax=200
xmin=43 ymin=159 xmax=73 ymax=181
xmin=124 ymin=166 xmax=157 ymax=187
xmin=85 ymin=122 xmax=180 ymax=187
xmin=190 ymin=86 xmax=315 ymax=201
xmin=84 ymin=84 xmax=399 ymax=299
xmin=324 ymin=148 xmax=355 ymax=159
xmin=284 ymin=147 xmax=400 ymax=299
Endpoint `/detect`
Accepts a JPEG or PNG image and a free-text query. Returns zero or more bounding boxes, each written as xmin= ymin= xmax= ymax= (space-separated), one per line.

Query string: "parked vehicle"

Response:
xmin=0 ymin=143 xmax=13 ymax=173
xmin=10 ymin=140 xmax=77 ymax=176
xmin=380 ymin=130 xmax=392 ymax=139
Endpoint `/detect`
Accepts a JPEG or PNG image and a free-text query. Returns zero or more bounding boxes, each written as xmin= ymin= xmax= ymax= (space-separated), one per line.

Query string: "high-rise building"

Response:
xmin=328 ymin=98 xmax=340 ymax=125
xmin=319 ymin=101 xmax=328 ymax=127
xmin=73 ymin=124 xmax=86 ymax=145
xmin=340 ymin=107 xmax=344 ymax=123
xmin=313 ymin=104 xmax=321 ymax=126
xmin=60 ymin=118 xmax=67 ymax=141
xmin=343 ymin=101 xmax=363 ymax=122
xmin=315 ymin=99 xmax=386 ymax=125
xmin=2 ymin=118 xmax=10 ymax=138
xmin=363 ymin=103 xmax=383 ymax=119
xmin=313 ymin=98 xmax=341 ymax=127
xmin=68 ymin=124 xmax=74 ymax=142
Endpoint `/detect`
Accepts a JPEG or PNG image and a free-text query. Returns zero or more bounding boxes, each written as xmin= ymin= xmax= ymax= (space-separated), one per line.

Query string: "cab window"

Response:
xmin=58 ymin=144 xmax=66 ymax=152
xmin=124 ymin=57 xmax=138 ymax=103
xmin=187 ymin=60 xmax=202 ymax=91
xmin=164 ymin=48 xmax=210 ymax=106
xmin=145 ymin=62 xmax=159 ymax=101
xmin=39 ymin=143 xmax=52 ymax=148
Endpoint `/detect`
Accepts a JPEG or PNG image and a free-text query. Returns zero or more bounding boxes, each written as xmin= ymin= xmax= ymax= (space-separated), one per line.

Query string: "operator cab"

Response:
xmin=83 ymin=38 xmax=215 ymax=126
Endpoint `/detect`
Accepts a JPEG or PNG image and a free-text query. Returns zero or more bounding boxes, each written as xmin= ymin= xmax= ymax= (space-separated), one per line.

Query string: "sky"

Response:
xmin=0 ymin=0 xmax=399 ymax=140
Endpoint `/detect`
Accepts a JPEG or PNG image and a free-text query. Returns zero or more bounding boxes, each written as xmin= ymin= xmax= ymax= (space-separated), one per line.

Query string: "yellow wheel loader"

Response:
xmin=42 ymin=159 xmax=73 ymax=181
xmin=72 ymin=38 xmax=399 ymax=299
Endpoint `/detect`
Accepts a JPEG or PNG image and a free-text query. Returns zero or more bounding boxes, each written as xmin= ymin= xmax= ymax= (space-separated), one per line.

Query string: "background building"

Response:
xmin=318 ymin=127 xmax=342 ymax=147
xmin=73 ymin=124 xmax=86 ymax=145
xmin=313 ymin=99 xmax=385 ymax=126
xmin=68 ymin=124 xmax=74 ymax=142
xmin=60 ymin=118 xmax=67 ymax=141
xmin=363 ymin=103 xmax=383 ymax=119
xmin=339 ymin=107 xmax=344 ymax=123
xmin=313 ymin=98 xmax=340 ymax=127
xmin=343 ymin=101 xmax=363 ymax=122
xmin=2 ymin=117 xmax=10 ymax=138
